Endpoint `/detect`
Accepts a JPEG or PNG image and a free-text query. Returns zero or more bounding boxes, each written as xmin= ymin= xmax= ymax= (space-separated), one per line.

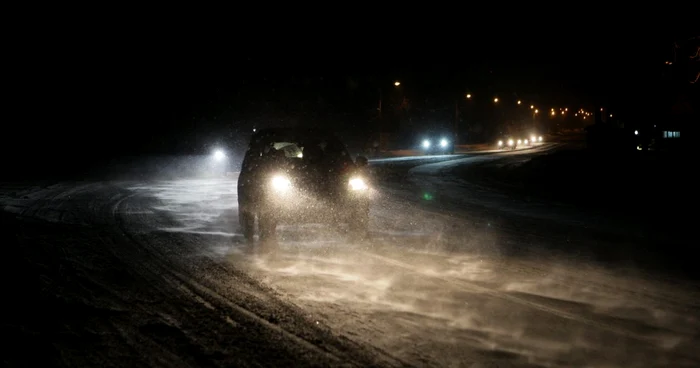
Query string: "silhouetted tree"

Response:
xmin=673 ymin=36 xmax=699 ymax=84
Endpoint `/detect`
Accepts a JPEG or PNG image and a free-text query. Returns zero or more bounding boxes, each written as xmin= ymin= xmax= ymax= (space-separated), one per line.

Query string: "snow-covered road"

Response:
xmin=1 ymin=148 xmax=698 ymax=367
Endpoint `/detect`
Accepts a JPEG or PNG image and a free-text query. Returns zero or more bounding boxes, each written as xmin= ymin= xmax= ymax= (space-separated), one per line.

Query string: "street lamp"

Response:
xmin=377 ymin=81 xmax=402 ymax=151
xmin=379 ymin=81 xmax=402 ymax=115
xmin=466 ymin=93 xmax=471 ymax=99
xmin=517 ymin=100 xmax=521 ymax=105
xmin=530 ymin=105 xmax=534 ymax=109
xmin=534 ymin=109 xmax=538 ymax=114
xmin=551 ymin=111 xmax=556 ymax=116
xmin=493 ymin=97 xmax=499 ymax=103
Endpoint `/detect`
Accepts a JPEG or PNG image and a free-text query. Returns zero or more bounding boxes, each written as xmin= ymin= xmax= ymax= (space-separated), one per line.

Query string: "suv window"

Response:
xmin=271 ymin=142 xmax=304 ymax=158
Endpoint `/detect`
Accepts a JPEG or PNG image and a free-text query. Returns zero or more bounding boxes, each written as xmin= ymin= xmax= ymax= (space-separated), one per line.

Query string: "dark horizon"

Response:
xmin=5 ymin=31 xmax=696 ymax=163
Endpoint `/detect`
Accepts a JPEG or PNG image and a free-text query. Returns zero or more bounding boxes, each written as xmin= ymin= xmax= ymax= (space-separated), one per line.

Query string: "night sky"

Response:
xmin=5 ymin=25 xmax=693 ymax=168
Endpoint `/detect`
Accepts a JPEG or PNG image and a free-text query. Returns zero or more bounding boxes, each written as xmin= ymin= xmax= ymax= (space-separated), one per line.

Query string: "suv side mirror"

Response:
xmin=355 ymin=156 xmax=368 ymax=166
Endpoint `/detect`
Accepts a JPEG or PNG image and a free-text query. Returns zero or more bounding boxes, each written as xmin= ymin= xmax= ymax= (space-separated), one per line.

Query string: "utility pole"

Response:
xmin=377 ymin=88 xmax=386 ymax=152
xmin=454 ymin=99 xmax=459 ymax=144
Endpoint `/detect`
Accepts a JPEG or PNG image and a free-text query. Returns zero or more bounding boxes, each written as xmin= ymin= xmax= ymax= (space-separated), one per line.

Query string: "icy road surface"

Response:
xmin=1 ymin=148 xmax=699 ymax=367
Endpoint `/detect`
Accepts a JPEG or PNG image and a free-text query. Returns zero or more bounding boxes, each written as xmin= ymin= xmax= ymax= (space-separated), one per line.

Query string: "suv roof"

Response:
xmin=251 ymin=127 xmax=338 ymax=142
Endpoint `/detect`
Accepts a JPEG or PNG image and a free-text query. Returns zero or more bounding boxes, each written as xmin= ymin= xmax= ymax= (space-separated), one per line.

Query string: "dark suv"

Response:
xmin=237 ymin=128 xmax=370 ymax=242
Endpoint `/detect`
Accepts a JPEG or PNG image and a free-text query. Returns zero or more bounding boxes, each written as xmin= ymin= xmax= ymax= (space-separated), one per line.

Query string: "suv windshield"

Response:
xmin=271 ymin=142 xmax=304 ymax=158
xmin=248 ymin=133 xmax=353 ymax=169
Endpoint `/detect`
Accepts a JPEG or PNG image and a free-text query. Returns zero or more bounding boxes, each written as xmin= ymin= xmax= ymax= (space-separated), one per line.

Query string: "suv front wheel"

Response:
xmin=348 ymin=203 xmax=369 ymax=241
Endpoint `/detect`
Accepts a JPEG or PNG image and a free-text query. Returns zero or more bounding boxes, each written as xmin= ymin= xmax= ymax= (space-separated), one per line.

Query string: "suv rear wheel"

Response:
xmin=258 ymin=211 xmax=278 ymax=241
xmin=240 ymin=209 xmax=255 ymax=241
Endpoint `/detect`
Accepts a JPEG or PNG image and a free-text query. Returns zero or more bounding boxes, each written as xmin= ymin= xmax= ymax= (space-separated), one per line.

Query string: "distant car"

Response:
xmin=497 ymin=137 xmax=517 ymax=150
xmin=237 ymin=128 xmax=370 ymax=243
xmin=497 ymin=134 xmax=542 ymax=150
xmin=526 ymin=134 xmax=543 ymax=145
xmin=420 ymin=135 xmax=454 ymax=154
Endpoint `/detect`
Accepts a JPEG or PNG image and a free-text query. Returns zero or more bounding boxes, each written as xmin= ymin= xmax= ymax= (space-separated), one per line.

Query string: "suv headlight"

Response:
xmin=271 ymin=175 xmax=291 ymax=192
xmin=348 ymin=177 xmax=368 ymax=191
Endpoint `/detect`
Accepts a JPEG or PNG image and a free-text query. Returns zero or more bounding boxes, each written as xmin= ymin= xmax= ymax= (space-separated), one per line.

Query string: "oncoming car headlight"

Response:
xmin=271 ymin=175 xmax=291 ymax=192
xmin=440 ymin=138 xmax=448 ymax=148
xmin=213 ymin=149 xmax=226 ymax=161
xmin=498 ymin=140 xmax=503 ymax=146
xmin=348 ymin=177 xmax=368 ymax=191
xmin=508 ymin=139 xmax=514 ymax=146
xmin=422 ymin=139 xmax=431 ymax=149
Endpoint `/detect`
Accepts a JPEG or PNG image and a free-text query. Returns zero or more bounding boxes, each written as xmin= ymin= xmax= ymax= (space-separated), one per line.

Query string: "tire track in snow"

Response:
xmin=111 ymin=194 xmax=349 ymax=364
xmin=112 ymin=192 xmax=408 ymax=368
